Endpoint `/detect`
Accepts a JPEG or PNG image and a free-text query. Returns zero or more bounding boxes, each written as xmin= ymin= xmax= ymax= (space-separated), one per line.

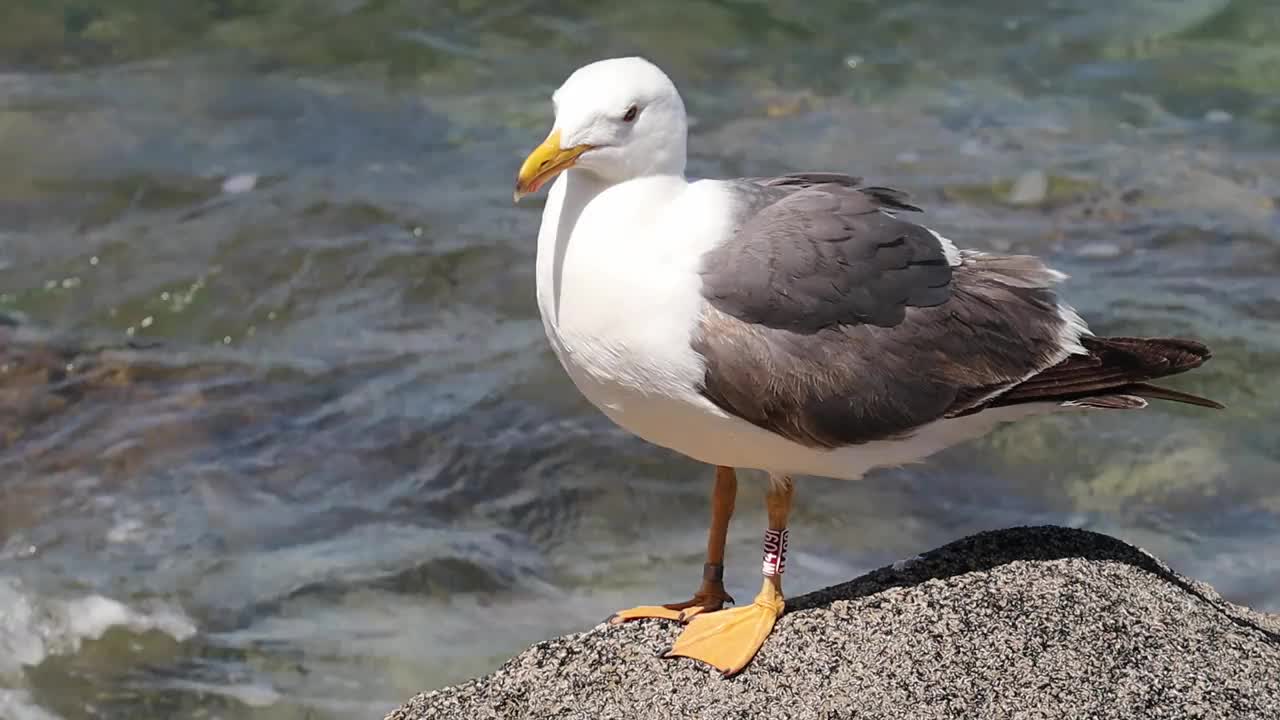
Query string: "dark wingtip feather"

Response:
xmin=990 ymin=335 xmax=1224 ymax=411
xmin=1125 ymin=382 xmax=1226 ymax=410
xmin=1086 ymin=336 xmax=1213 ymax=373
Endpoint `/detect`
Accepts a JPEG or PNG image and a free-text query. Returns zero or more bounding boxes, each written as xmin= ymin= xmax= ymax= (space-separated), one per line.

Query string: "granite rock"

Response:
xmin=386 ymin=526 xmax=1280 ymax=720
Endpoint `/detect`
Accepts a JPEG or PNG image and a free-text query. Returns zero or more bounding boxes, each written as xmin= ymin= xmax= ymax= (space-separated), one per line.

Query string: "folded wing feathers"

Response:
xmin=988 ymin=336 xmax=1223 ymax=410
xmin=698 ymin=174 xmax=1223 ymax=448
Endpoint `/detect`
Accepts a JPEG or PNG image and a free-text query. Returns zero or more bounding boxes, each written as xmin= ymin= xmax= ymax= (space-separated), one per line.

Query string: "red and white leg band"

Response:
xmin=761 ymin=528 xmax=789 ymax=577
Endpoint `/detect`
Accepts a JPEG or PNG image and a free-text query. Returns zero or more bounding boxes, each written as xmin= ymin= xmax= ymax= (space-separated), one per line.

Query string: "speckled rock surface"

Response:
xmin=385 ymin=526 xmax=1280 ymax=720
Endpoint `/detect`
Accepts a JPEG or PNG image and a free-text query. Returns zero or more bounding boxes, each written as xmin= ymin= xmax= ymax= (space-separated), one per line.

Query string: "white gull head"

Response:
xmin=514 ymin=57 xmax=688 ymax=199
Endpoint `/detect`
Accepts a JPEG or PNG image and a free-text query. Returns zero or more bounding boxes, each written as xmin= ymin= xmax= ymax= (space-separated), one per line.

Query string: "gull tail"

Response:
xmin=990 ymin=336 xmax=1225 ymax=410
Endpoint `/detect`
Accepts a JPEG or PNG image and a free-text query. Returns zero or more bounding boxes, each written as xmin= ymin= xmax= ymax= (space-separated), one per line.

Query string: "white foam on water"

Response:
xmin=0 ymin=579 xmax=47 ymax=670
xmin=164 ymin=679 xmax=283 ymax=708
xmin=0 ymin=575 xmax=197 ymax=674
xmin=63 ymin=594 xmax=197 ymax=647
xmin=1 ymin=576 xmax=198 ymax=719
xmin=0 ymin=689 xmax=65 ymax=720
xmin=221 ymin=172 xmax=259 ymax=194
xmin=105 ymin=517 xmax=148 ymax=544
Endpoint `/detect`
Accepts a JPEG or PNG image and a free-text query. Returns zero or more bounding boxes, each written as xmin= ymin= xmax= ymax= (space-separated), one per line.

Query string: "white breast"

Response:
xmin=535 ymin=174 xmax=720 ymax=425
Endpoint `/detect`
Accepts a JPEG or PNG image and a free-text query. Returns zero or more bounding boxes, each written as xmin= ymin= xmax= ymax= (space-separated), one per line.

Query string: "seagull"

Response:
xmin=512 ymin=57 xmax=1222 ymax=676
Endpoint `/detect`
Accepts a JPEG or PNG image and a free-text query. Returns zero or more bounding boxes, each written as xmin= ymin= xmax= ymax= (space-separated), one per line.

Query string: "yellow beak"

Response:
xmin=513 ymin=129 xmax=592 ymax=202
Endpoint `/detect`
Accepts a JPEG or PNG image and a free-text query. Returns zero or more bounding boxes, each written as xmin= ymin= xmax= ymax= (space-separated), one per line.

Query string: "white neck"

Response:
xmin=644 ymin=137 xmax=688 ymax=178
xmin=562 ymin=168 xmax=612 ymax=210
xmin=535 ymin=169 xmax=689 ymax=328
xmin=535 ymin=170 xmax=609 ymax=325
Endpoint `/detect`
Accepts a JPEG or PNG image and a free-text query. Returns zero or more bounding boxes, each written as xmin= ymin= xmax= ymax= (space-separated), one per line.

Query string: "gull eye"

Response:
xmin=622 ymin=105 xmax=639 ymax=123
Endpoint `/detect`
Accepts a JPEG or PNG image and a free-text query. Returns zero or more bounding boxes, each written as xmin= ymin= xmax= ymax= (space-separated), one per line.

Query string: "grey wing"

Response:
xmin=702 ymin=176 xmax=948 ymax=332
xmin=693 ymin=177 xmax=1086 ymax=448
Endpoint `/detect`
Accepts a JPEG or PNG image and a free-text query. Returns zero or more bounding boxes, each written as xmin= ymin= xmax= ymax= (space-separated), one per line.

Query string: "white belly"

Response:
xmin=556 ymin=355 xmax=1051 ymax=481
xmin=564 ymin=364 xmax=1049 ymax=480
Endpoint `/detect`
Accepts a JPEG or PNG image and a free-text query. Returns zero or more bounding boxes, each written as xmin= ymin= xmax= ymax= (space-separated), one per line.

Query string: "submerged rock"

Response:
xmin=386 ymin=526 xmax=1280 ymax=720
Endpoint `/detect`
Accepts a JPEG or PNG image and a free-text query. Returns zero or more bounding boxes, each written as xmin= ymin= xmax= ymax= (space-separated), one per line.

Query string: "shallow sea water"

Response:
xmin=1 ymin=1 xmax=1279 ymax=718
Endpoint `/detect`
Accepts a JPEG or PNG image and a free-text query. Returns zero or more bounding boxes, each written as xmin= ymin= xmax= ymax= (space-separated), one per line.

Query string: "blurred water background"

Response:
xmin=1 ymin=1 xmax=1278 ymax=718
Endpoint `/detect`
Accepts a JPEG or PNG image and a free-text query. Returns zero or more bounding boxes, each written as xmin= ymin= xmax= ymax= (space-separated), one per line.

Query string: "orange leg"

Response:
xmin=664 ymin=474 xmax=793 ymax=676
xmin=609 ymin=466 xmax=738 ymax=624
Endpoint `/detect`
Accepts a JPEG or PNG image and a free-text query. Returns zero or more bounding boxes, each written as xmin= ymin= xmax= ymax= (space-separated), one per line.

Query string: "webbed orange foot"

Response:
xmin=609 ymin=584 xmax=733 ymax=624
xmin=663 ymin=579 xmax=784 ymax=676
xmin=608 ymin=563 xmax=733 ymax=624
